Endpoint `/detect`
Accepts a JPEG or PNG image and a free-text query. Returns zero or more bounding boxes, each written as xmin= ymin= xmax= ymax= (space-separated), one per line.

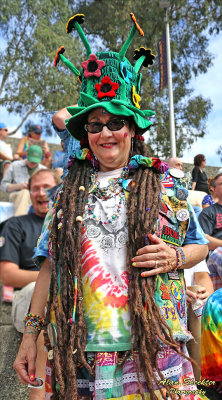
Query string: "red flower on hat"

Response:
xmin=95 ymin=76 xmax=119 ymax=99
xmin=81 ymin=54 xmax=105 ymax=78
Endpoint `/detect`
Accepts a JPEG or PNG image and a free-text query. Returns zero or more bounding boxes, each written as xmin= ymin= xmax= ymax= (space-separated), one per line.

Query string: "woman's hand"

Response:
xmin=13 ymin=332 xmax=39 ymax=386
xmin=132 ymin=233 xmax=177 ymax=277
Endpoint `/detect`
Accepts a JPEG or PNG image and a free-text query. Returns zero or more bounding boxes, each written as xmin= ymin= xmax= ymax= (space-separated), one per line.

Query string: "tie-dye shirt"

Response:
xmin=35 ymin=168 xmax=208 ymax=352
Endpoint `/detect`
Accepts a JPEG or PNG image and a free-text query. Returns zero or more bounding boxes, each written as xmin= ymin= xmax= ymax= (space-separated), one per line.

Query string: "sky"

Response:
xmin=0 ymin=31 xmax=221 ymax=164
xmin=181 ymin=32 xmax=222 ymax=167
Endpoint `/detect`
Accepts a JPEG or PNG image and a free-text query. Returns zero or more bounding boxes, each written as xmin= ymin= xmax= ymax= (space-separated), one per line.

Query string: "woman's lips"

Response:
xmin=100 ymin=143 xmax=117 ymax=148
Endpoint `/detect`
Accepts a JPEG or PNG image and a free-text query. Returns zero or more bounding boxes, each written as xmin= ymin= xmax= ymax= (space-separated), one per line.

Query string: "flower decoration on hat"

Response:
xmin=66 ymin=13 xmax=91 ymax=58
xmin=133 ymin=47 xmax=155 ymax=73
xmin=66 ymin=14 xmax=85 ymax=33
xmin=130 ymin=13 xmax=144 ymax=36
xmin=81 ymin=54 xmax=105 ymax=78
xmin=54 ymin=46 xmax=65 ymax=67
xmin=132 ymin=85 xmax=141 ymax=109
xmin=120 ymin=61 xmax=132 ymax=83
xmin=95 ymin=76 xmax=119 ymax=99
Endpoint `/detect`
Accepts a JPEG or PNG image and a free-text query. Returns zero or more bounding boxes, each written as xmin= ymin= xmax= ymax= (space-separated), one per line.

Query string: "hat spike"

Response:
xmin=54 ymin=47 xmax=80 ymax=76
xmin=119 ymin=13 xmax=144 ymax=61
xmin=66 ymin=14 xmax=92 ymax=58
xmin=59 ymin=54 xmax=80 ymax=76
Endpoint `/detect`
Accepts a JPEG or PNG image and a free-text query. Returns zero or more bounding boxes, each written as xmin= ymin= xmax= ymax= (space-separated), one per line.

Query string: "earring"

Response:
xmin=131 ymin=138 xmax=134 ymax=154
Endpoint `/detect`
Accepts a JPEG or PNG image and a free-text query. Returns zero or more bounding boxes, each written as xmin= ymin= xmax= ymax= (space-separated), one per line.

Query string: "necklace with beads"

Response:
xmin=87 ymin=167 xmax=128 ymax=225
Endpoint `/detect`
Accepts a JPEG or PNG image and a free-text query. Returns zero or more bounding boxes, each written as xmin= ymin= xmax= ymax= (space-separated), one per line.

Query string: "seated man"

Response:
xmin=167 ymin=156 xmax=183 ymax=170
xmin=198 ymin=172 xmax=222 ymax=251
xmin=0 ymin=122 xmax=13 ymax=178
xmin=1 ymin=145 xmax=46 ymax=216
xmin=207 ymin=247 xmax=222 ymax=291
xmin=0 ymin=168 xmax=61 ymax=400
xmin=0 ymin=168 xmax=61 ymax=332
xmin=14 ymin=124 xmax=52 ymax=168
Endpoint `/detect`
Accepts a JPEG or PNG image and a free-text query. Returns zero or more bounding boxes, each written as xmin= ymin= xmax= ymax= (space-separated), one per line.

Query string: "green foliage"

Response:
xmin=0 ymin=0 xmax=83 ymax=133
xmin=73 ymin=0 xmax=220 ymax=156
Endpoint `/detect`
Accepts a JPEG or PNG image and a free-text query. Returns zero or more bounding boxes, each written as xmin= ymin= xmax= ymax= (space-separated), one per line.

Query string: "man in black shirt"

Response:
xmin=0 ymin=169 xmax=61 ymax=330
xmin=198 ymin=172 xmax=222 ymax=250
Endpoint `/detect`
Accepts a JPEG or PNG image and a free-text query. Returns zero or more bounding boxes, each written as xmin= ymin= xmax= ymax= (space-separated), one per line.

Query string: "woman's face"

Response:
xmin=29 ymin=132 xmax=41 ymax=140
xmin=200 ymin=157 xmax=206 ymax=168
xmin=87 ymin=108 xmax=135 ymax=172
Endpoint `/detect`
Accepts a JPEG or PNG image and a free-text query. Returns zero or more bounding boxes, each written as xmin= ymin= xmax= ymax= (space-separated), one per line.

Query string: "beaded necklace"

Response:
xmin=87 ymin=167 xmax=128 ymax=225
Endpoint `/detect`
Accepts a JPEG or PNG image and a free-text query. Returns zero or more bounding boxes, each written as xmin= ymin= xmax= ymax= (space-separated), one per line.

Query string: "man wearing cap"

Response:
xmin=14 ymin=124 xmax=52 ymax=168
xmin=1 ymin=145 xmax=46 ymax=216
xmin=0 ymin=122 xmax=13 ymax=177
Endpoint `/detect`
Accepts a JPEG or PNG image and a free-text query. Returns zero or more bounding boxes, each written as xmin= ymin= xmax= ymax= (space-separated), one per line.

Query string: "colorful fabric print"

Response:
xmin=45 ymin=346 xmax=206 ymax=400
xmin=81 ymin=193 xmax=131 ymax=352
xmin=201 ymin=288 xmax=222 ymax=381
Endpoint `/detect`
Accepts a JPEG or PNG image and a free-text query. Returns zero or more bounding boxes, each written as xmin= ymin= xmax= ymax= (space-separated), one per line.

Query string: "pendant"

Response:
xmin=88 ymin=183 xmax=98 ymax=193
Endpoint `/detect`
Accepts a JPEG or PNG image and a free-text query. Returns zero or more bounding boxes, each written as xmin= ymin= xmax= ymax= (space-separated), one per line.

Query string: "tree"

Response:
xmin=0 ymin=0 xmax=84 ymax=134
xmin=72 ymin=0 xmax=222 ymax=157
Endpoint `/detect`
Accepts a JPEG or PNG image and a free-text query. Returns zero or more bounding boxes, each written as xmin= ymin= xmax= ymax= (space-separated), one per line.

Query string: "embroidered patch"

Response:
xmin=168 ymin=271 xmax=180 ymax=280
xmin=160 ymin=283 xmax=171 ymax=300
xmin=161 ymin=225 xmax=180 ymax=246
xmin=0 ymin=236 xmax=5 ymax=247
xmin=171 ymin=281 xmax=184 ymax=300
xmin=162 ymin=306 xmax=177 ymax=321
xmin=160 ymin=203 xmax=168 ymax=213
xmin=216 ymin=213 xmax=222 ymax=229
xmin=177 ymin=301 xmax=185 ymax=319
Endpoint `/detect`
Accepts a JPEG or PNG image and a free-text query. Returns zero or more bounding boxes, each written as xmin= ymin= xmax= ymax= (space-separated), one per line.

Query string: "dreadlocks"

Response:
xmin=45 ymin=137 xmax=183 ymax=400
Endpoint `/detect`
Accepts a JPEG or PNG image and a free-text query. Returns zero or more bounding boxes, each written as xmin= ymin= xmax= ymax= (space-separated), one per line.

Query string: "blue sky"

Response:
xmin=181 ymin=32 xmax=222 ymax=167
xmin=0 ymin=32 xmax=221 ymax=164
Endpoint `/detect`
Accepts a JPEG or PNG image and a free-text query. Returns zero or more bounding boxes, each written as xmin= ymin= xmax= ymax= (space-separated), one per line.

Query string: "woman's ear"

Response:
xmin=130 ymin=124 xmax=135 ymax=138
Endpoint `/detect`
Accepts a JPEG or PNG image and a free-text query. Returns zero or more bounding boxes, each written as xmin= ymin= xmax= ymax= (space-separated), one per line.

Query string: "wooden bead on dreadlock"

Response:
xmin=79 ymin=186 xmax=85 ymax=191
xmin=76 ymin=216 xmax=83 ymax=222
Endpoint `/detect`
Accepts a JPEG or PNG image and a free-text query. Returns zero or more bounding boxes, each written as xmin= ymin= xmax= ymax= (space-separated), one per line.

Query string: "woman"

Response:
xmin=14 ymin=124 xmax=52 ymax=168
xmin=14 ymin=13 xmax=208 ymax=400
xmin=202 ymin=177 xmax=218 ymax=209
xmin=191 ymin=154 xmax=209 ymax=193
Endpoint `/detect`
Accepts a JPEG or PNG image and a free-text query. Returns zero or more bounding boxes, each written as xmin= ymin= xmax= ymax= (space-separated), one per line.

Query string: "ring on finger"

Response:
xmin=154 ymin=260 xmax=158 ymax=268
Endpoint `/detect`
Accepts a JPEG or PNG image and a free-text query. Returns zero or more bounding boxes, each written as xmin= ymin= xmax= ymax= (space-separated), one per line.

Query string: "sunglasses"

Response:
xmin=84 ymin=118 xmax=127 ymax=134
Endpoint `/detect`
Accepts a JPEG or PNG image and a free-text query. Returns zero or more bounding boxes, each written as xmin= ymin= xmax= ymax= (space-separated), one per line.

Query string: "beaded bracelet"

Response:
xmin=24 ymin=313 xmax=44 ymax=332
xmin=169 ymin=245 xmax=185 ymax=271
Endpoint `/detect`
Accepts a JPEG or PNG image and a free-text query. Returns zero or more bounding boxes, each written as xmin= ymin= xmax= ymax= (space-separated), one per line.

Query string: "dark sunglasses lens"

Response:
xmin=87 ymin=122 xmax=103 ymax=133
xmin=107 ymin=119 xmax=125 ymax=131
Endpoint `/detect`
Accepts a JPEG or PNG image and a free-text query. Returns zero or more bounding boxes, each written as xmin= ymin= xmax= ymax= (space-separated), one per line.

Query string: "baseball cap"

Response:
xmin=27 ymin=145 xmax=43 ymax=164
xmin=215 ymin=168 xmax=222 ymax=179
xmin=28 ymin=124 xmax=42 ymax=134
xmin=0 ymin=123 xmax=7 ymax=129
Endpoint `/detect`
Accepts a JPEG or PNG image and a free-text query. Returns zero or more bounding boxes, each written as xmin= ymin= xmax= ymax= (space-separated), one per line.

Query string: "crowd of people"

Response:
xmin=0 ymin=11 xmax=221 ymax=400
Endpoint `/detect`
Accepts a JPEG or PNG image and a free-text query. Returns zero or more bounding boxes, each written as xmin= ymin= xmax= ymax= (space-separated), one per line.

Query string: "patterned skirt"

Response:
xmin=45 ymin=344 xmax=208 ymax=400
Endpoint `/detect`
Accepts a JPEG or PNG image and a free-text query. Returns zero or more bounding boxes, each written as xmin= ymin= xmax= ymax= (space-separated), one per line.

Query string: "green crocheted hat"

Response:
xmin=54 ymin=13 xmax=155 ymax=140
